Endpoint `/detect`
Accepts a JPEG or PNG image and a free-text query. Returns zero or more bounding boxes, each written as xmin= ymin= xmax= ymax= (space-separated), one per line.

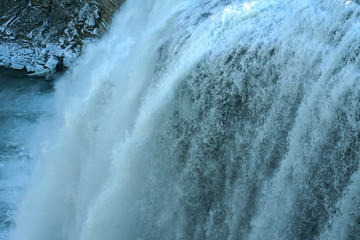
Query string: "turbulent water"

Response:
xmin=8 ymin=0 xmax=360 ymax=239
xmin=0 ymin=68 xmax=52 ymax=240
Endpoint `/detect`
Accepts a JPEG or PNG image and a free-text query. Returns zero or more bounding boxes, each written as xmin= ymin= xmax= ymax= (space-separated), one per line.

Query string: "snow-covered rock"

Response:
xmin=44 ymin=56 xmax=59 ymax=70
xmin=0 ymin=0 xmax=125 ymax=75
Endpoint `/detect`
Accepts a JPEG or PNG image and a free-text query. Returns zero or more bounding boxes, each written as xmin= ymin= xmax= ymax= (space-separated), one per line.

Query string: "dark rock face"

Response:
xmin=0 ymin=0 xmax=124 ymax=74
xmin=97 ymin=0 xmax=126 ymax=32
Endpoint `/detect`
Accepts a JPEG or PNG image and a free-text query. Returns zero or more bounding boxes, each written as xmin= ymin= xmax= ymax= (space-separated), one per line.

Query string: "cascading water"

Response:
xmin=9 ymin=0 xmax=360 ymax=239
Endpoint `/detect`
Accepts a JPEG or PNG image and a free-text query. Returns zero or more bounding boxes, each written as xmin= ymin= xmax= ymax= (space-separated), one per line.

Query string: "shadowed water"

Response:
xmin=0 ymin=68 xmax=53 ymax=239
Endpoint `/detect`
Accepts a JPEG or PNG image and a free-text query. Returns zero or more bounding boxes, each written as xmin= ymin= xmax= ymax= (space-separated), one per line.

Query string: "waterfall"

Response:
xmin=10 ymin=0 xmax=360 ymax=239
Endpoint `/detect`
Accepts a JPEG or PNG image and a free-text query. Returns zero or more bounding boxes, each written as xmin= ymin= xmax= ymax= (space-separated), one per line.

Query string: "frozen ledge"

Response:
xmin=0 ymin=40 xmax=78 ymax=76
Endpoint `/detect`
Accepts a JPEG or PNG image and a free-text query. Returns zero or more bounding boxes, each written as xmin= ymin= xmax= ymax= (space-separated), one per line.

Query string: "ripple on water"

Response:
xmin=0 ymin=67 xmax=53 ymax=239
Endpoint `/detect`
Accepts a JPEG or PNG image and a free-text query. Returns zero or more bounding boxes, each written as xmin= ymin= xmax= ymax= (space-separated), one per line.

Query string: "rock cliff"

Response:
xmin=97 ymin=0 xmax=125 ymax=32
xmin=0 ymin=0 xmax=124 ymax=75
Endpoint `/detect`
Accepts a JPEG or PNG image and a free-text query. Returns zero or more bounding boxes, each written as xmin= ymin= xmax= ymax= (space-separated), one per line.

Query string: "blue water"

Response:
xmin=0 ymin=68 xmax=53 ymax=239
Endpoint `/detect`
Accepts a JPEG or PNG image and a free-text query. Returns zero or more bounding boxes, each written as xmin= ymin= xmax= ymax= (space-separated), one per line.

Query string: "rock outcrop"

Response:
xmin=0 ymin=0 xmax=124 ymax=76
xmin=97 ymin=0 xmax=125 ymax=32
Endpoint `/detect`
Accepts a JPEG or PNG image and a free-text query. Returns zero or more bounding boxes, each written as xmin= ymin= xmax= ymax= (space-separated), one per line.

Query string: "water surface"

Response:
xmin=0 ymin=68 xmax=53 ymax=239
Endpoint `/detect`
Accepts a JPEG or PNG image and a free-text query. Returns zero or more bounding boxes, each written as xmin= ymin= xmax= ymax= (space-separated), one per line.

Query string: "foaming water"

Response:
xmin=10 ymin=0 xmax=360 ymax=239
xmin=0 ymin=68 xmax=53 ymax=240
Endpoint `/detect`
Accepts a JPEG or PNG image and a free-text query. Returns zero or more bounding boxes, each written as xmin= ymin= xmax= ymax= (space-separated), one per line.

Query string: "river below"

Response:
xmin=0 ymin=68 xmax=53 ymax=239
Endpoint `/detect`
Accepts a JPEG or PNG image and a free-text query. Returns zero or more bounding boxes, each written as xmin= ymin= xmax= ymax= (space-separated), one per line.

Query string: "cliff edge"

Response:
xmin=0 ymin=0 xmax=124 ymax=75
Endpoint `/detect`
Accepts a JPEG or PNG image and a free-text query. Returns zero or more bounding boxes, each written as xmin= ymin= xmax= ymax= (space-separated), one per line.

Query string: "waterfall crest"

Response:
xmin=10 ymin=0 xmax=360 ymax=239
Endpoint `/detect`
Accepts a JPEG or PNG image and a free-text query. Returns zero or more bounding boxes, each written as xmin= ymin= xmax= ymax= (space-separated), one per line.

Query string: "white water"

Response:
xmin=0 ymin=69 xmax=53 ymax=240
xmin=9 ymin=0 xmax=360 ymax=239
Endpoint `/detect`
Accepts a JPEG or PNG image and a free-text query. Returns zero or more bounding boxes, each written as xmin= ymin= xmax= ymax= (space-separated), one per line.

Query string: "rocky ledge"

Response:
xmin=0 ymin=0 xmax=124 ymax=77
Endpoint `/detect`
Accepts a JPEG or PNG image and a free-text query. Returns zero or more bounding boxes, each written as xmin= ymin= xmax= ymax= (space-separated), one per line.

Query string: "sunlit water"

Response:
xmin=8 ymin=0 xmax=360 ymax=239
xmin=0 ymin=68 xmax=53 ymax=239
